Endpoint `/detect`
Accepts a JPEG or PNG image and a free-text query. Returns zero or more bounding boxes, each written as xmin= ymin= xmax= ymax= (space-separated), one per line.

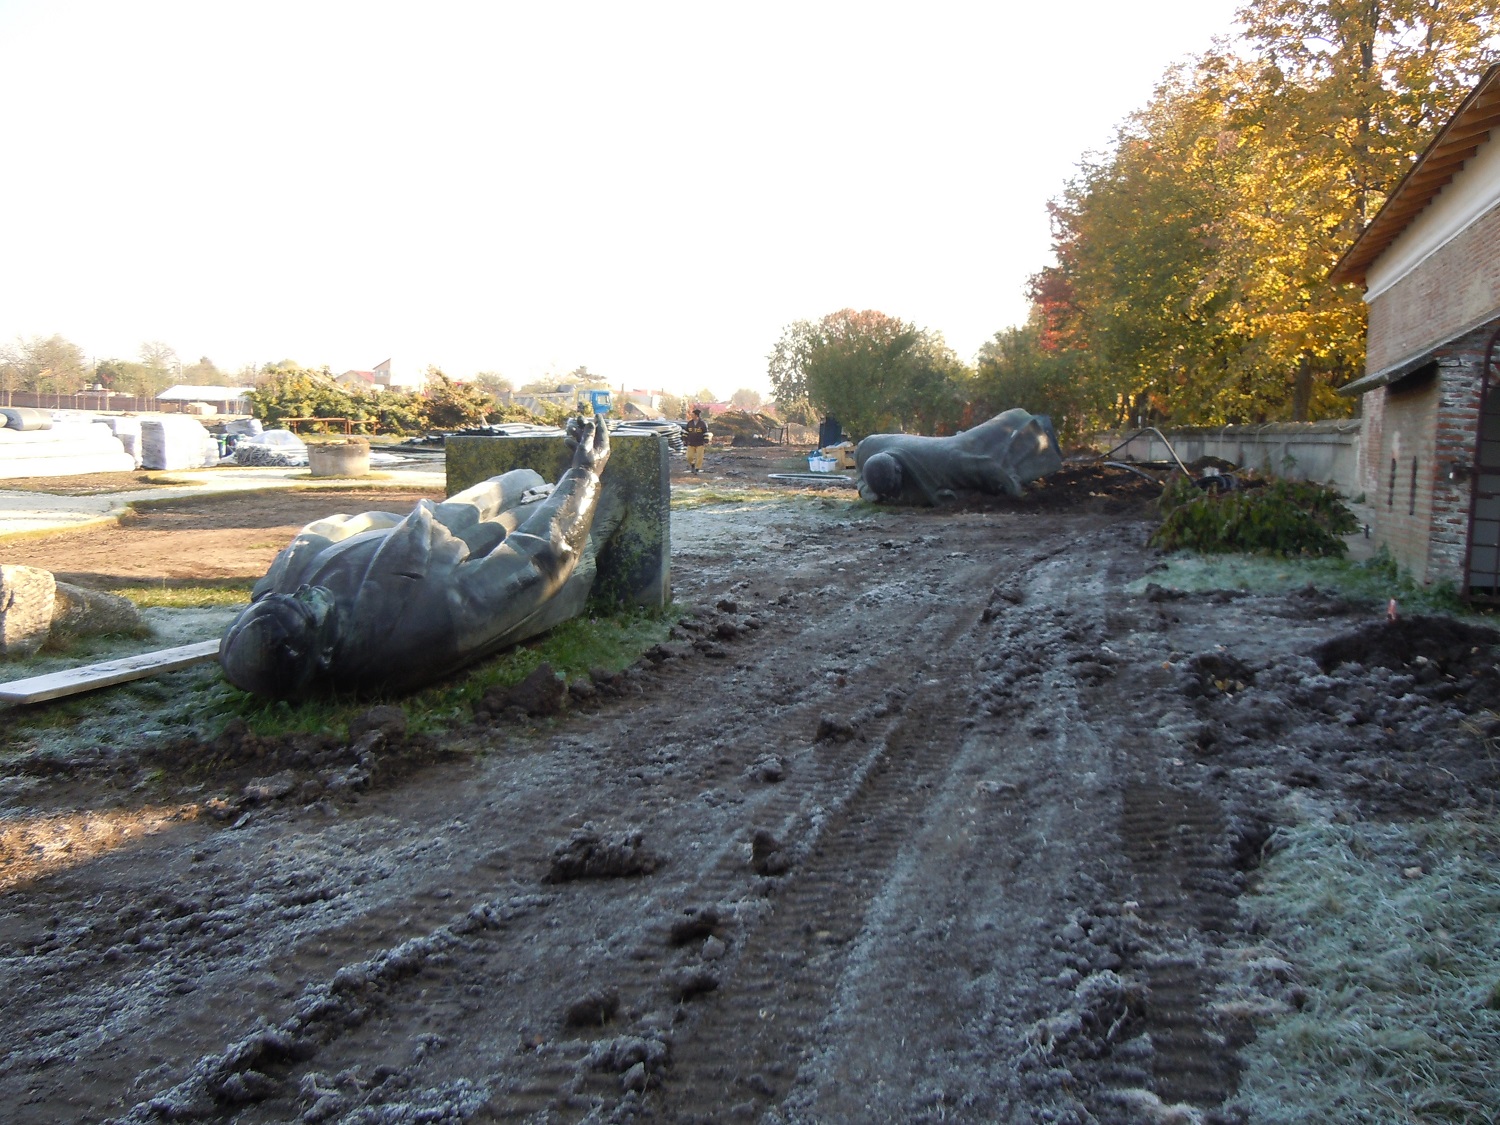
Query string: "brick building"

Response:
xmin=1333 ymin=64 xmax=1500 ymax=594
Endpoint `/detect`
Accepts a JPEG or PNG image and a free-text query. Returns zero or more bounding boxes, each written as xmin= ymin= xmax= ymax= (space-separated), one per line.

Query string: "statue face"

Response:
xmin=219 ymin=585 xmax=337 ymax=699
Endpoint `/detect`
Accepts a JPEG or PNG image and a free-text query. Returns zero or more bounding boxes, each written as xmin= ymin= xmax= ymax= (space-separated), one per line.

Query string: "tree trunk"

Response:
xmin=1292 ymin=354 xmax=1312 ymax=421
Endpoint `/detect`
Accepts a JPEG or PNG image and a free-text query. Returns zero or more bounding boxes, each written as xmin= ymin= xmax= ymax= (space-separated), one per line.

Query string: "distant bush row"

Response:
xmin=246 ymin=365 xmax=568 ymax=436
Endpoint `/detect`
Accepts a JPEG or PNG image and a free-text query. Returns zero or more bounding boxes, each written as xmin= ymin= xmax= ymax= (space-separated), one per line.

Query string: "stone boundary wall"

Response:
xmin=1109 ymin=420 xmax=1363 ymax=497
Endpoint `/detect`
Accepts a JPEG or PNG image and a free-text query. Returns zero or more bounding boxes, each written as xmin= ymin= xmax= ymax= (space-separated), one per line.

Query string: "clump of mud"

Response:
xmin=546 ymin=824 xmax=662 ymax=882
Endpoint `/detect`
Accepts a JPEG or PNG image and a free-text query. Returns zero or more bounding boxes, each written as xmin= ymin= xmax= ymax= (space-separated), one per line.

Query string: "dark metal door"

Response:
xmin=1464 ymin=327 xmax=1500 ymax=601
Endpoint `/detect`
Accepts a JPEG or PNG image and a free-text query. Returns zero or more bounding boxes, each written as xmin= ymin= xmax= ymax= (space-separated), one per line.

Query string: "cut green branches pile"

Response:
xmin=1152 ymin=475 xmax=1358 ymax=557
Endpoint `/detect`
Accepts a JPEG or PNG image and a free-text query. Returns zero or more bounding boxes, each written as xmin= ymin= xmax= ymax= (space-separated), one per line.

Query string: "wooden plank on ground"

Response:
xmin=0 ymin=640 xmax=221 ymax=705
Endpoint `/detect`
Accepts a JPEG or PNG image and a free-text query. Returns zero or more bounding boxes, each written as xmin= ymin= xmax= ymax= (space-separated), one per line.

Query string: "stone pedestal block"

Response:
xmin=0 ymin=565 xmax=57 ymax=658
xmin=308 ymin=441 xmax=371 ymax=478
xmin=446 ymin=433 xmax=670 ymax=609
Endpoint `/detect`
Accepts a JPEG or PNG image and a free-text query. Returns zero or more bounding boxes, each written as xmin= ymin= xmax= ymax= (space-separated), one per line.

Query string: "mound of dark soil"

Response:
xmin=939 ymin=464 xmax=1162 ymax=515
xmin=1311 ymin=615 xmax=1500 ymax=676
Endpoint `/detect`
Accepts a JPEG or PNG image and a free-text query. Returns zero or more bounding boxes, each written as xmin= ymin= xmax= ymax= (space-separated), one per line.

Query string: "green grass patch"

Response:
xmin=114 ymin=582 xmax=256 ymax=609
xmin=206 ymin=605 xmax=681 ymax=739
xmin=1234 ymin=816 xmax=1500 ymax=1123
xmin=1131 ymin=548 xmax=1477 ymax=617
xmin=125 ymin=481 xmax=439 ymax=515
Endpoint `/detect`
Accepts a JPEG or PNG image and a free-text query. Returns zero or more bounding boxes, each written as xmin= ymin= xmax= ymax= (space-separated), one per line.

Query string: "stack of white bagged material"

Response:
xmin=0 ymin=414 xmax=135 ymax=479
xmin=97 ymin=416 xmax=143 ymax=468
xmin=140 ymin=416 xmax=220 ymax=470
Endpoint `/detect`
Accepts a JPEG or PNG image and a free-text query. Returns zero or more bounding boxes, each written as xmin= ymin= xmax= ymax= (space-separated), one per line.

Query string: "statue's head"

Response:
xmin=861 ymin=451 xmax=903 ymax=500
xmin=219 ymin=584 xmax=338 ymax=699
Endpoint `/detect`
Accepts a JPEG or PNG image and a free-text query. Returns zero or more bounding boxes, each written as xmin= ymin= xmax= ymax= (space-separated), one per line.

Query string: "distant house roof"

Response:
xmin=1331 ymin=63 xmax=1500 ymax=287
xmin=158 ymin=385 xmax=254 ymax=402
xmin=338 ymin=369 xmax=376 ymax=384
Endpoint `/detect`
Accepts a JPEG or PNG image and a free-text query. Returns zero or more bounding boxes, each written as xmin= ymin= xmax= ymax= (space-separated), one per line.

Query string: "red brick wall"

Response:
xmin=1367 ymin=203 xmax=1500 ymax=374
xmin=1375 ymin=370 xmax=1439 ymax=582
xmin=1363 ymin=320 xmax=1499 ymax=586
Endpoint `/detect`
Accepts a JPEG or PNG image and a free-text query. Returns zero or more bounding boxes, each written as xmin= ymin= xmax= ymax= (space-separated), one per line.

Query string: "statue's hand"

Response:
xmin=570 ymin=417 xmax=610 ymax=474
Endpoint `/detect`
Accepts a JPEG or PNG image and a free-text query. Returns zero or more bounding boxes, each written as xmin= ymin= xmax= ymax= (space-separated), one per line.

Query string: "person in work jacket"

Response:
xmin=683 ymin=408 xmax=710 ymax=474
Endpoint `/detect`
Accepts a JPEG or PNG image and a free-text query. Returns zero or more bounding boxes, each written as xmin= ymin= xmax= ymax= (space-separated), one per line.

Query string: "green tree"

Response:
xmin=729 ymin=387 xmax=763 ymax=412
xmin=1 ymin=334 xmax=93 ymax=396
xmin=973 ymin=322 xmax=1110 ymax=444
xmin=472 ymin=371 xmax=512 ymax=398
xmin=767 ymin=318 xmax=818 ymax=413
xmin=180 ymin=356 xmax=226 ymax=385
xmin=777 ymin=309 xmax=972 ymax=439
xmin=247 ymin=363 xmax=375 ymax=430
xmin=659 ymin=393 xmax=686 ymax=420
xmin=422 ymin=368 xmax=497 ymax=429
xmin=94 ymin=358 xmax=158 ymax=396
xmin=898 ymin=330 xmax=972 ymax=435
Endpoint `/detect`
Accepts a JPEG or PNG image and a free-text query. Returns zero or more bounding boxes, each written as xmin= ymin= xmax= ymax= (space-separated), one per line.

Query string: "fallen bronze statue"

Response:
xmin=854 ymin=407 xmax=1062 ymax=505
xmin=220 ymin=417 xmax=616 ymax=699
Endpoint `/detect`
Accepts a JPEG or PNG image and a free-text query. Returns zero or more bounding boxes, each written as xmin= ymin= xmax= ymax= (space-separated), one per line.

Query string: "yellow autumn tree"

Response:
xmin=1034 ymin=0 xmax=1498 ymax=427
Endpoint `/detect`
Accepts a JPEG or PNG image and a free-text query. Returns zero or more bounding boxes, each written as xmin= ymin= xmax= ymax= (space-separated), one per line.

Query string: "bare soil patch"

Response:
xmin=1 ymin=448 xmax=1493 ymax=1123
xmin=1 ymin=489 xmax=444 ymax=586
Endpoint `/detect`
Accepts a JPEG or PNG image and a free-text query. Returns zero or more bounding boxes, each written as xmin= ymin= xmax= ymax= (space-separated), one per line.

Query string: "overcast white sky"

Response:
xmin=0 ymin=1 xmax=1243 ymax=397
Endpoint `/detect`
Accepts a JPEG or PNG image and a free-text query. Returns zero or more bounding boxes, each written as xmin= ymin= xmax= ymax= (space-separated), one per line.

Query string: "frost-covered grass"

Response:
xmin=1233 ymin=816 xmax=1500 ymax=1123
xmin=0 ymin=606 xmax=680 ymax=754
xmin=1131 ymin=550 xmax=1476 ymax=617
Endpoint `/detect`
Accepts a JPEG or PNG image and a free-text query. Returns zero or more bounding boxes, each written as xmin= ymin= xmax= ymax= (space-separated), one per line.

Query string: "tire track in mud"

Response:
xmin=651 ymin=630 xmax=981 ymax=1121
xmin=637 ymin=541 xmax=1057 ymax=1122
xmin=482 ymin=551 xmax=1017 ymax=1120
xmin=1119 ymin=784 xmax=1240 ymax=1108
xmin=1016 ymin=527 xmax=1249 ymax=1116
xmin=345 ymin=535 xmax=1018 ymax=1120
xmin=323 ymin=544 xmax=1019 ymax=1121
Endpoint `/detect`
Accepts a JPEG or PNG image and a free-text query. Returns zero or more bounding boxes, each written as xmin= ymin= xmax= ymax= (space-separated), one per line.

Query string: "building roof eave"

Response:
xmin=1330 ymin=63 xmax=1500 ymax=288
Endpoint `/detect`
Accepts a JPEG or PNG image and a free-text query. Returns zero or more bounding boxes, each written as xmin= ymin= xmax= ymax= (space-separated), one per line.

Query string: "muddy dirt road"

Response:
xmin=2 ymin=456 xmax=1496 ymax=1123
